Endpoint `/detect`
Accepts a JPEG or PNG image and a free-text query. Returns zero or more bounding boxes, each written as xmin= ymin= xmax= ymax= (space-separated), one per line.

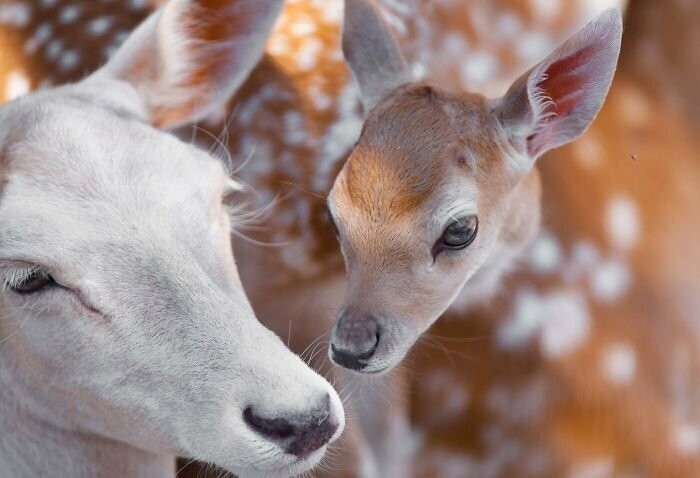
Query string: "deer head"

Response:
xmin=327 ymin=0 xmax=623 ymax=374
xmin=0 ymin=1 xmax=343 ymax=476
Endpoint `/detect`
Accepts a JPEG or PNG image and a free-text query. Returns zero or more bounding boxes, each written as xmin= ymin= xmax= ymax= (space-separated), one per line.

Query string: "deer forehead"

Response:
xmin=0 ymin=90 xmax=228 ymax=255
xmin=3 ymin=89 xmax=224 ymax=190
xmin=332 ymin=85 xmax=512 ymax=230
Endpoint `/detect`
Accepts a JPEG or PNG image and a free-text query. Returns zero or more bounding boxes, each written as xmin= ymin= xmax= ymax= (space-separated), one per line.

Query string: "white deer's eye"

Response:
xmin=3 ymin=267 xmax=56 ymax=295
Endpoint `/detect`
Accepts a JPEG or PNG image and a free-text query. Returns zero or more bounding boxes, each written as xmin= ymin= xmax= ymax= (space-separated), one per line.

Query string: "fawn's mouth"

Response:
xmin=363 ymin=366 xmax=390 ymax=375
xmin=340 ymin=358 xmax=392 ymax=375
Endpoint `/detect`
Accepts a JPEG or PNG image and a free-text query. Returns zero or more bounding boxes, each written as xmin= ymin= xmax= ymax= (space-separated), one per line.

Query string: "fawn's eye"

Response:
xmin=436 ymin=216 xmax=479 ymax=253
xmin=4 ymin=268 xmax=56 ymax=295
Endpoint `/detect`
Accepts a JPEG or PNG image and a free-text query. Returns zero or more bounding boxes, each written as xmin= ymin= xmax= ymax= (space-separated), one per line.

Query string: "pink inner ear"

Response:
xmin=540 ymin=47 xmax=594 ymax=115
xmin=526 ymin=45 xmax=596 ymax=157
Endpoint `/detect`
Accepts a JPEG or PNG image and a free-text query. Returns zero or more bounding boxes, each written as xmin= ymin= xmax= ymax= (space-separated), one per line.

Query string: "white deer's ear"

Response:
xmin=89 ymin=0 xmax=283 ymax=130
xmin=495 ymin=8 xmax=622 ymax=161
xmin=343 ymin=0 xmax=413 ymax=113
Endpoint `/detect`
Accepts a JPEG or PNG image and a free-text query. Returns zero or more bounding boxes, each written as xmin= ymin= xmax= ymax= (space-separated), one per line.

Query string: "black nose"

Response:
xmin=243 ymin=394 xmax=338 ymax=458
xmin=330 ymin=312 xmax=379 ymax=371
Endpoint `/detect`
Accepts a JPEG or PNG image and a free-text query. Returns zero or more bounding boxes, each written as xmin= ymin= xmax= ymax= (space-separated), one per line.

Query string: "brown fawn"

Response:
xmin=4 ymin=0 xmax=700 ymax=477
xmin=326 ymin=1 xmax=623 ymax=374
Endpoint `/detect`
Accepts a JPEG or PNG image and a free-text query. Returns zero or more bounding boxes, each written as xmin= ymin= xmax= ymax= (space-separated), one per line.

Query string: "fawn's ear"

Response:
xmin=88 ymin=0 xmax=283 ymax=130
xmin=495 ymin=8 xmax=622 ymax=162
xmin=343 ymin=0 xmax=413 ymax=113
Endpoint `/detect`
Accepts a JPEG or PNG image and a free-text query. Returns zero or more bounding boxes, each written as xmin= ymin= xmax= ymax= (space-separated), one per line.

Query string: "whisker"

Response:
xmin=230 ymin=229 xmax=289 ymax=248
xmin=276 ymin=180 xmax=327 ymax=201
xmin=229 ymin=143 xmax=256 ymax=176
xmin=421 ymin=332 xmax=487 ymax=344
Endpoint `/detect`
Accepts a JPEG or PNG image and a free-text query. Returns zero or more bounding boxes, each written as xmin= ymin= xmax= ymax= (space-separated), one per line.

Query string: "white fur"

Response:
xmin=0 ymin=1 xmax=344 ymax=477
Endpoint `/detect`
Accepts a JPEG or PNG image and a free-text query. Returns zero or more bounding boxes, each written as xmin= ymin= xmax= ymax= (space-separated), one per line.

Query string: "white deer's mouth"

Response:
xmin=227 ymin=444 xmax=331 ymax=478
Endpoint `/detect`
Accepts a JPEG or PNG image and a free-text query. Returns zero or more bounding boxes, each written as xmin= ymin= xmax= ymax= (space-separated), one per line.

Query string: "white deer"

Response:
xmin=327 ymin=0 xmax=623 ymax=374
xmin=0 ymin=1 xmax=344 ymax=477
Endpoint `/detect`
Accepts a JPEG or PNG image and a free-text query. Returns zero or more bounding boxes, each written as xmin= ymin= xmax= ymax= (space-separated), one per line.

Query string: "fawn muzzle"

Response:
xmin=330 ymin=310 xmax=380 ymax=371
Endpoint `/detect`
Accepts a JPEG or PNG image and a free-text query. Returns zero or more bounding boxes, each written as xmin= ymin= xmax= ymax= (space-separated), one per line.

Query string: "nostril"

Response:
xmin=356 ymin=331 xmax=379 ymax=359
xmin=243 ymin=407 xmax=296 ymax=442
xmin=286 ymin=394 xmax=338 ymax=458
xmin=331 ymin=331 xmax=379 ymax=370
xmin=243 ymin=394 xmax=338 ymax=458
xmin=331 ymin=313 xmax=381 ymax=370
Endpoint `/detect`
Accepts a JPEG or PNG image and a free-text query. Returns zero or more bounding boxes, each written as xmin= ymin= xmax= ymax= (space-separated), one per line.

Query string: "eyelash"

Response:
xmin=2 ymin=266 xmax=43 ymax=292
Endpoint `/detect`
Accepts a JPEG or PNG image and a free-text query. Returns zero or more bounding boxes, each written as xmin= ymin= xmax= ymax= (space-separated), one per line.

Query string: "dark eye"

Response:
xmin=436 ymin=216 xmax=479 ymax=253
xmin=11 ymin=270 xmax=56 ymax=295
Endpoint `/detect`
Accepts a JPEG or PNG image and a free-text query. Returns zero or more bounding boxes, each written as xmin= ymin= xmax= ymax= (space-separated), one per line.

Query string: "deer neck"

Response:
xmin=0 ymin=342 xmax=175 ymax=478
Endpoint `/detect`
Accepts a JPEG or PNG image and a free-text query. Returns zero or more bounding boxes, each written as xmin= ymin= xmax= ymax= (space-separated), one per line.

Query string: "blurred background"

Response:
xmin=2 ymin=0 xmax=700 ymax=476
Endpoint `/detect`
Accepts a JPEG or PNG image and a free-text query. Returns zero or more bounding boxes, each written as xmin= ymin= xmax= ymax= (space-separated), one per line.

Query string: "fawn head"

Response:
xmin=0 ymin=1 xmax=343 ymax=476
xmin=327 ymin=0 xmax=622 ymax=374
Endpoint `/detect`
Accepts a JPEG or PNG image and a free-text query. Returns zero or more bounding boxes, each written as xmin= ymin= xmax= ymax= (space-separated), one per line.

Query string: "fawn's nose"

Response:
xmin=330 ymin=311 xmax=379 ymax=370
xmin=243 ymin=394 xmax=338 ymax=458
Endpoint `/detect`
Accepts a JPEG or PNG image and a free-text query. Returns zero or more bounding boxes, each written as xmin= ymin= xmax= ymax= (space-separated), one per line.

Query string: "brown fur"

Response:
xmin=342 ymin=85 xmax=450 ymax=220
xmin=339 ymin=83 xmax=516 ymax=235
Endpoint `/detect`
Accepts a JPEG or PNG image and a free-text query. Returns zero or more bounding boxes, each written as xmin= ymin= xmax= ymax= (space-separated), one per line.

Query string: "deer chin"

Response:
xmin=227 ymin=445 xmax=331 ymax=478
xmin=329 ymin=316 xmax=423 ymax=375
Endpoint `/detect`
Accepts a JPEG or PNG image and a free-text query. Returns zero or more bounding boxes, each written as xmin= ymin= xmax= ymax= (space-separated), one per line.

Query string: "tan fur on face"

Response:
xmin=339 ymin=84 xmax=512 ymax=221
xmin=333 ymin=83 xmax=521 ymax=266
xmin=327 ymin=80 xmax=547 ymax=372
xmin=340 ymin=85 xmax=453 ymax=221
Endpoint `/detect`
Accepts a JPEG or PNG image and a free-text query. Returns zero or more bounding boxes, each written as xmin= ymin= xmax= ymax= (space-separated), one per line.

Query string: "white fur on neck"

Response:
xmin=0 ymin=351 xmax=174 ymax=478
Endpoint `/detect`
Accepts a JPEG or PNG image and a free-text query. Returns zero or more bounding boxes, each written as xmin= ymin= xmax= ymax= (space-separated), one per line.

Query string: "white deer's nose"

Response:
xmin=243 ymin=393 xmax=338 ymax=458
